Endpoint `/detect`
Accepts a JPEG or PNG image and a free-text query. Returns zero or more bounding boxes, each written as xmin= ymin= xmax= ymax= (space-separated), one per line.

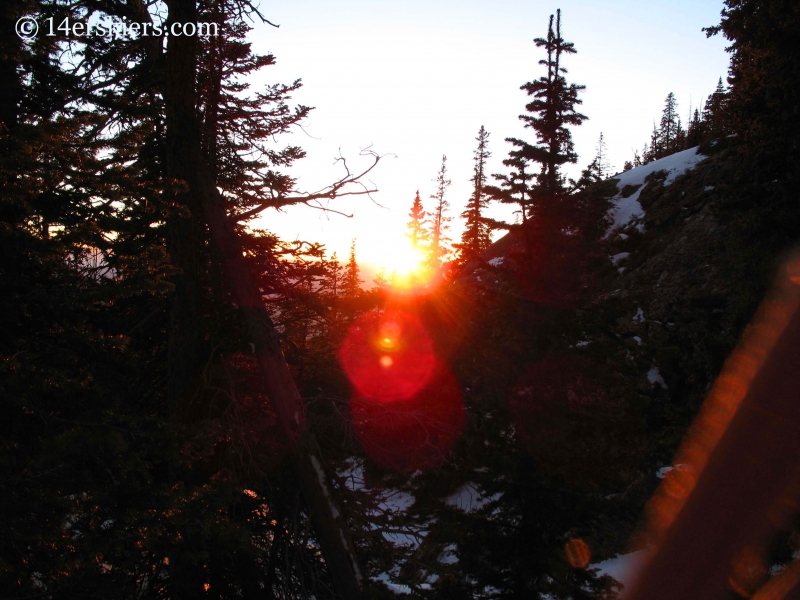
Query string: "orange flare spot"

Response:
xmin=663 ymin=464 xmax=697 ymax=500
xmin=565 ymin=538 xmax=591 ymax=568
xmin=380 ymin=355 xmax=393 ymax=368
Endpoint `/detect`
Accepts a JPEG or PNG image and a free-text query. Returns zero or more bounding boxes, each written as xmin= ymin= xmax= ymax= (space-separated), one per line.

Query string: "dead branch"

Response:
xmin=229 ymin=147 xmax=384 ymax=222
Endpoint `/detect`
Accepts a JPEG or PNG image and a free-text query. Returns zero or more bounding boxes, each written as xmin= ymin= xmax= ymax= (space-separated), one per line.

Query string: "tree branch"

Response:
xmin=229 ymin=147 xmax=385 ymax=222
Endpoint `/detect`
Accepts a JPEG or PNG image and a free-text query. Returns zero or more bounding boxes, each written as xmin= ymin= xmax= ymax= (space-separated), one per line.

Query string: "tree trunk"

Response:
xmin=195 ymin=165 xmax=363 ymax=598
xmin=161 ymin=1 xmax=363 ymax=596
xmin=164 ymin=0 xmax=204 ymax=409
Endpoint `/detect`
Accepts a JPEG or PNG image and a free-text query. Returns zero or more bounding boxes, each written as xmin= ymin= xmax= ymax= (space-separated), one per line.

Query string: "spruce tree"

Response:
xmin=487 ymin=151 xmax=534 ymax=226
xmin=571 ymin=132 xmax=612 ymax=189
xmin=0 ymin=0 xmax=371 ymax=595
xmin=686 ymin=107 xmax=706 ymax=147
xmin=406 ymin=190 xmax=429 ymax=251
xmin=456 ymin=126 xmax=492 ymax=262
xmin=429 ymin=155 xmax=452 ymax=268
xmin=507 ymin=9 xmax=587 ymax=197
xmin=344 ymin=239 xmax=363 ymax=297
xmin=324 ymin=251 xmax=343 ymax=299
xmin=657 ymin=92 xmax=681 ymax=157
xmin=701 ymin=77 xmax=729 ymax=141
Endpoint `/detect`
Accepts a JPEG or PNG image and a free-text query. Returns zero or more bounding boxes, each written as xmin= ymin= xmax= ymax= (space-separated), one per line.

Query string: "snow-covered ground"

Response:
xmin=607 ymin=147 xmax=707 ymax=235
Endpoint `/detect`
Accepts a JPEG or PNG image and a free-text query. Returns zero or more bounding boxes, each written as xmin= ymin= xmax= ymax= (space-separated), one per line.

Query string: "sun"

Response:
xmin=373 ymin=239 xmax=429 ymax=288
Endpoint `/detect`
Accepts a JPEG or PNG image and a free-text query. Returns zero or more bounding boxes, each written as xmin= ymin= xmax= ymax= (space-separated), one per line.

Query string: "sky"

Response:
xmin=244 ymin=0 xmax=731 ymax=283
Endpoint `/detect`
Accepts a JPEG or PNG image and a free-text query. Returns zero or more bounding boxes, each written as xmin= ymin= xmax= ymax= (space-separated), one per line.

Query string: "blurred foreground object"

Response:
xmin=630 ymin=248 xmax=800 ymax=599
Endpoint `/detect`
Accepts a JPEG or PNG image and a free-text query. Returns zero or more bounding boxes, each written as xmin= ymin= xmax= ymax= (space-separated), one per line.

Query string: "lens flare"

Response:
xmin=565 ymin=538 xmax=591 ymax=569
xmin=350 ymin=366 xmax=465 ymax=472
xmin=339 ymin=309 xmax=436 ymax=401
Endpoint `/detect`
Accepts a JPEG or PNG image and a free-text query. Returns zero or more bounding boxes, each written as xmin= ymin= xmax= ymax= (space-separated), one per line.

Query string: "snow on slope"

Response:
xmin=607 ymin=147 xmax=707 ymax=235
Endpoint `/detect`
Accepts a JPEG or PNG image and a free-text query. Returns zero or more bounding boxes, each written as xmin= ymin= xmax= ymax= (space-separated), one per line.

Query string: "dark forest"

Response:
xmin=2 ymin=1 xmax=800 ymax=598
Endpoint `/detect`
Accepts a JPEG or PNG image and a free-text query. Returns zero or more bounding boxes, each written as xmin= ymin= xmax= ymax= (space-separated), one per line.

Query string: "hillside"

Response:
xmin=446 ymin=141 xmax=797 ymax=593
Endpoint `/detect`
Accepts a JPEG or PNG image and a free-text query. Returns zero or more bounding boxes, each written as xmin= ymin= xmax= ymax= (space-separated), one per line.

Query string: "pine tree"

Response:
xmin=429 ymin=155 xmax=452 ymax=268
xmin=373 ymin=267 xmax=390 ymax=290
xmin=488 ymin=151 xmax=534 ymax=226
xmin=323 ymin=251 xmax=343 ymax=299
xmin=675 ymin=115 xmax=687 ymax=150
xmin=657 ymin=92 xmax=681 ymax=157
xmin=642 ymin=122 xmax=658 ymax=162
xmin=0 ymin=0 xmax=370 ymax=595
xmin=571 ymin=132 xmax=612 ymax=190
xmin=344 ymin=239 xmax=363 ymax=297
xmin=495 ymin=10 xmax=593 ymax=306
xmin=456 ymin=126 xmax=492 ymax=262
xmin=507 ymin=9 xmax=587 ymax=197
xmin=686 ymin=107 xmax=706 ymax=147
xmin=406 ymin=190 xmax=429 ymax=251
xmin=702 ymin=77 xmax=728 ymax=141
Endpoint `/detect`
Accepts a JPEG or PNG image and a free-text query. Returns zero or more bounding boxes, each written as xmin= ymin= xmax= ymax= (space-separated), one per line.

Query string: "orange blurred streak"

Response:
xmin=629 ymin=249 xmax=800 ymax=600
xmin=644 ymin=252 xmax=800 ymax=546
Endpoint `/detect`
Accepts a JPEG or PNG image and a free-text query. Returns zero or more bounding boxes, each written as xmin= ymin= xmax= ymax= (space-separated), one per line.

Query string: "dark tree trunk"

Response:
xmin=164 ymin=0 xmax=204 ymax=410
xmin=196 ymin=165 xmax=363 ymax=598
xmin=161 ymin=1 xmax=363 ymax=596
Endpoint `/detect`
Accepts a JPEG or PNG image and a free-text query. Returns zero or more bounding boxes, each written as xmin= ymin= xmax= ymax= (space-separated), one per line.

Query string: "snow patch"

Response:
xmin=611 ymin=252 xmax=630 ymax=266
xmin=633 ymin=336 xmax=642 ymax=346
xmin=647 ymin=366 xmax=668 ymax=389
xmin=608 ymin=147 xmax=707 ymax=234
xmin=444 ymin=482 xmax=501 ymax=512
xmin=488 ymin=257 xmax=504 ymax=266
xmin=656 ymin=463 xmax=689 ymax=479
xmin=632 ymin=307 xmax=645 ymax=323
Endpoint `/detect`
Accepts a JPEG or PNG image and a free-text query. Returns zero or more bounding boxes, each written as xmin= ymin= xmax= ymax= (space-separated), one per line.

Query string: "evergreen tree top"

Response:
xmin=507 ymin=9 xmax=586 ymax=196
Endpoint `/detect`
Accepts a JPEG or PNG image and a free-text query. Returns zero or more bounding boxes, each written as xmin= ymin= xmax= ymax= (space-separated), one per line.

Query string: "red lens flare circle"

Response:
xmin=351 ymin=366 xmax=465 ymax=472
xmin=339 ymin=310 xmax=436 ymax=402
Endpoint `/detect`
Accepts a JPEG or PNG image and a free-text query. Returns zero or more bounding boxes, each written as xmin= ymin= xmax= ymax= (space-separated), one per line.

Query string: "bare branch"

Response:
xmin=229 ymin=148 xmax=386 ymax=222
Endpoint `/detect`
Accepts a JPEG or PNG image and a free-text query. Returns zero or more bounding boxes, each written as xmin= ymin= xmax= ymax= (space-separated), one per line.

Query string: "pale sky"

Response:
xmin=245 ymin=0 xmax=730 ymax=283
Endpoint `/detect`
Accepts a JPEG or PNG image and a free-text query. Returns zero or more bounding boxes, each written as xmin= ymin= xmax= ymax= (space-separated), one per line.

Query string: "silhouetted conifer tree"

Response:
xmin=686 ymin=107 xmax=706 ymax=147
xmin=658 ymin=92 xmax=681 ymax=156
xmin=455 ymin=126 xmax=492 ymax=262
xmin=0 ymin=0 xmax=372 ymax=595
xmin=406 ymin=190 xmax=429 ymax=251
xmin=429 ymin=155 xmax=452 ymax=268
xmin=487 ymin=151 xmax=534 ymax=226
xmin=571 ymin=132 xmax=612 ymax=189
xmin=344 ymin=239 xmax=363 ymax=297
xmin=507 ymin=9 xmax=587 ymax=197
xmin=701 ymin=77 xmax=729 ymax=141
